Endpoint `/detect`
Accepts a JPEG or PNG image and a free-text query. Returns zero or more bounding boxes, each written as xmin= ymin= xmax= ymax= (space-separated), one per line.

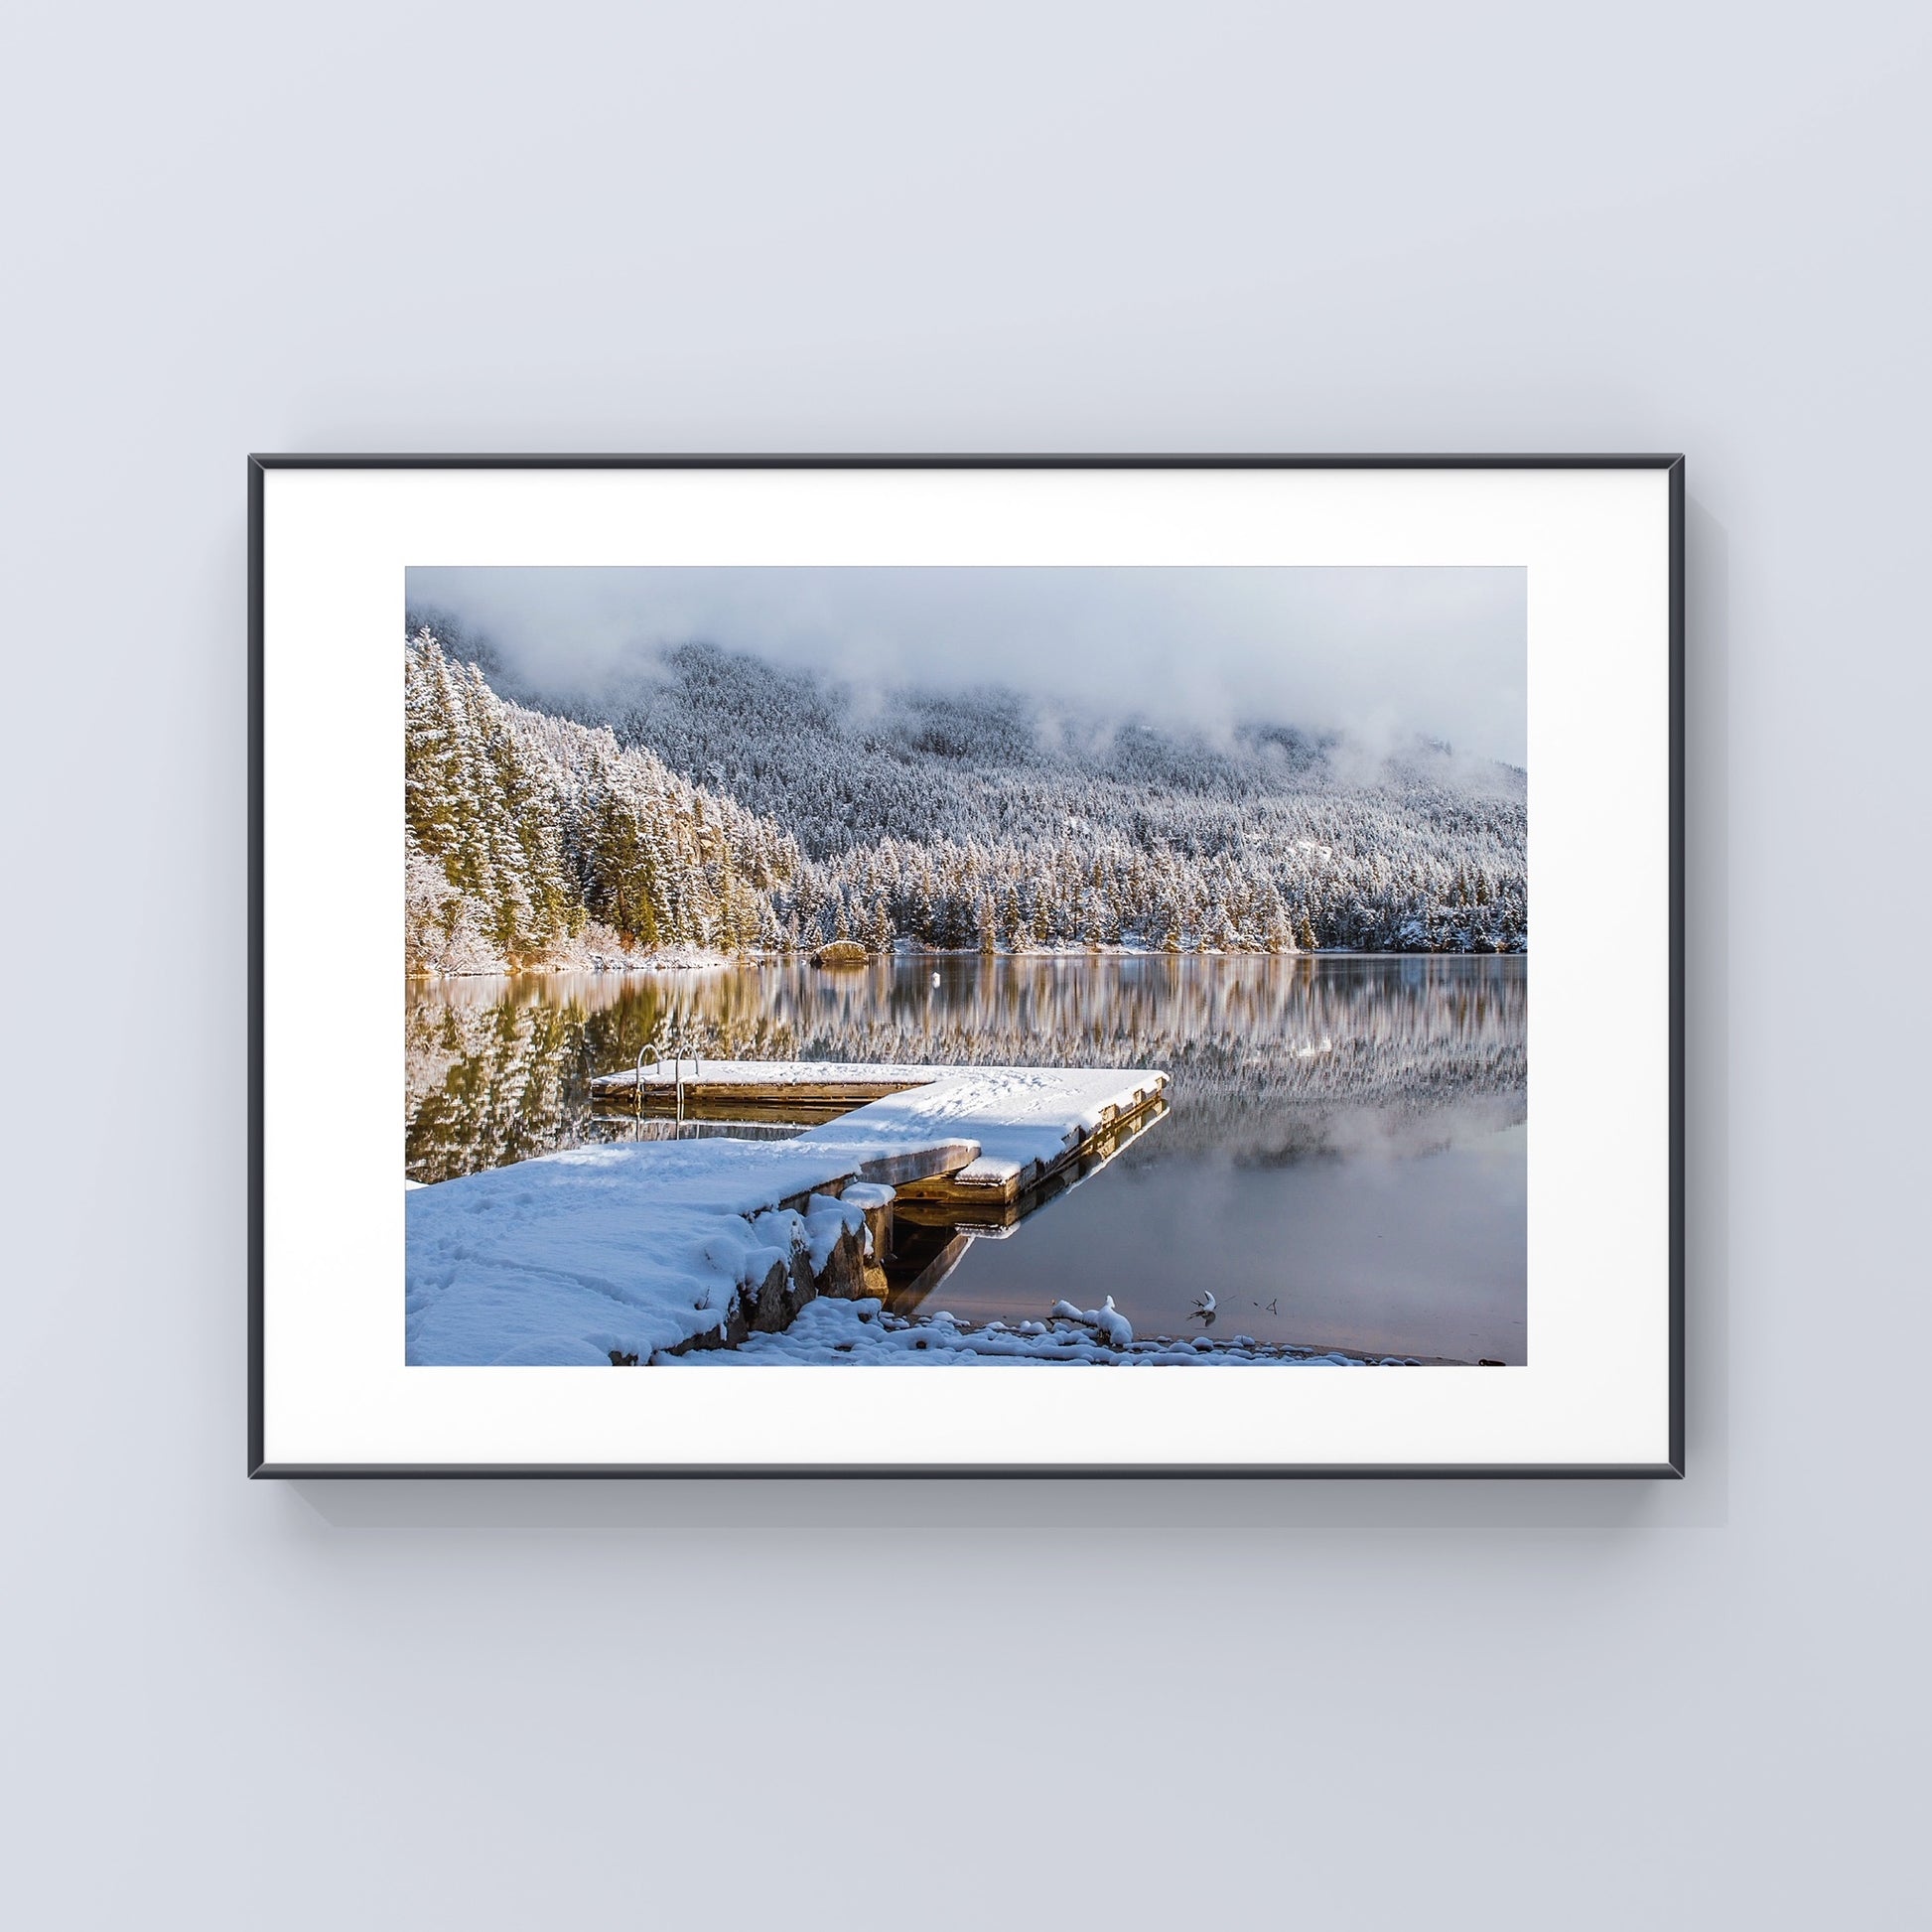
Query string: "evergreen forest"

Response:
xmin=404 ymin=623 xmax=1527 ymax=977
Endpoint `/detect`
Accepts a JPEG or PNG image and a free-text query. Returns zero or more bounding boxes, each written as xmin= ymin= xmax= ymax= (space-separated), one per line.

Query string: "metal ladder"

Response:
xmin=632 ymin=1025 xmax=705 ymax=1137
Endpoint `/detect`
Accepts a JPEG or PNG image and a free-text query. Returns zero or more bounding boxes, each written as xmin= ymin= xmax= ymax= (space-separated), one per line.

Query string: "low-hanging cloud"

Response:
xmin=405 ymin=564 xmax=1527 ymax=768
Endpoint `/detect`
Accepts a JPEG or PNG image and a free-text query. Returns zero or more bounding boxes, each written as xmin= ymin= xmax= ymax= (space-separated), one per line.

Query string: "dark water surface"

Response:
xmin=406 ymin=954 xmax=1526 ymax=1362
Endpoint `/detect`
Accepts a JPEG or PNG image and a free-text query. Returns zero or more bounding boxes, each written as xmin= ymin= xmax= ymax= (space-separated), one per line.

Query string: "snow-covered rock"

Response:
xmin=661 ymin=1297 xmax=1415 ymax=1368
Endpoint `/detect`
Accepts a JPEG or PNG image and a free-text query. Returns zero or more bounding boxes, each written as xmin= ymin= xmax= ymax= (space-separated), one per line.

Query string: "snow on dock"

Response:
xmin=796 ymin=1063 xmax=1163 ymax=1200
xmin=598 ymin=1059 xmax=968 ymax=1092
xmin=409 ymin=1061 xmax=1167 ymax=1366
xmin=595 ymin=1060 xmax=1167 ymax=1203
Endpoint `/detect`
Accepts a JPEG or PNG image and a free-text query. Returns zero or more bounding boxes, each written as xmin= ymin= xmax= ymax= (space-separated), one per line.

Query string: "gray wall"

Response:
xmin=4 ymin=3 xmax=1925 ymax=1925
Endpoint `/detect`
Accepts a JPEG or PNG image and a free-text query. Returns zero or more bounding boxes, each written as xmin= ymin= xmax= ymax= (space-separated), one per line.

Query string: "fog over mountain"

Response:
xmin=406 ymin=564 xmax=1528 ymax=768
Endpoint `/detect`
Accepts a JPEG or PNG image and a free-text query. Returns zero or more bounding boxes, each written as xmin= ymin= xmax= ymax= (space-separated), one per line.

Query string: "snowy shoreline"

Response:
xmin=407 ymin=1148 xmax=1439 ymax=1367
xmin=404 ymin=1054 xmax=1478 ymax=1366
xmin=664 ymin=1296 xmax=1438 ymax=1367
xmin=407 ymin=1062 xmax=1171 ymax=1365
xmin=407 ymin=940 xmax=1528 ymax=983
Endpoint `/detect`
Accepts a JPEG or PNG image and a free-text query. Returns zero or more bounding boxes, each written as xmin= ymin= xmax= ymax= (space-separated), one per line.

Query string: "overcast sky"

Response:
xmin=407 ymin=564 xmax=1527 ymax=767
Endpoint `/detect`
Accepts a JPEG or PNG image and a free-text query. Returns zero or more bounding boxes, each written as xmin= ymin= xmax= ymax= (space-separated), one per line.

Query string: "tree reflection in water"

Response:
xmin=405 ymin=953 xmax=1525 ymax=1184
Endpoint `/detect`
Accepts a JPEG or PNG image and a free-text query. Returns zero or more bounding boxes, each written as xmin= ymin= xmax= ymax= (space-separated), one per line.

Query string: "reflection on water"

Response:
xmin=406 ymin=954 xmax=1526 ymax=1361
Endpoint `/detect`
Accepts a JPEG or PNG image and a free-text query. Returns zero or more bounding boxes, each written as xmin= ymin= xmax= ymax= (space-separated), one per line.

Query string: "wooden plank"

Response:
xmin=889 ymin=1086 xmax=1167 ymax=1209
xmin=589 ymin=1059 xmax=1170 ymax=1211
xmin=843 ymin=1140 xmax=981 ymax=1188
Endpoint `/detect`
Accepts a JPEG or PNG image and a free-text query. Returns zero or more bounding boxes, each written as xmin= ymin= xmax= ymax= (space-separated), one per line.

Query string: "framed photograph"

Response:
xmin=249 ymin=455 xmax=1682 ymax=1476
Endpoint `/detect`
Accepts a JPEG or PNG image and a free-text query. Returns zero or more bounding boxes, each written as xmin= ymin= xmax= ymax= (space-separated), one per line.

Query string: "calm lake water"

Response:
xmin=406 ymin=954 xmax=1527 ymax=1363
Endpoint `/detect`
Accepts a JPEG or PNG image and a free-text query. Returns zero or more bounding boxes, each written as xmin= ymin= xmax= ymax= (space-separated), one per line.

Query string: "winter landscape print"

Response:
xmin=403 ymin=566 xmax=1527 ymax=1369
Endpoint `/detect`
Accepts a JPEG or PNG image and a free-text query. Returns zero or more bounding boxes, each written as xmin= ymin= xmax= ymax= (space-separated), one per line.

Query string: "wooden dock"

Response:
xmin=591 ymin=1059 xmax=1169 ymax=1209
xmin=411 ymin=1059 xmax=1171 ymax=1365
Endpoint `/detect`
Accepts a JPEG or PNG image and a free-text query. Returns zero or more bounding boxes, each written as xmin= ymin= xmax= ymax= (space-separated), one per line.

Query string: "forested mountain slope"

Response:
xmin=404 ymin=630 xmax=801 ymax=975
xmin=404 ymin=624 xmax=1527 ymax=974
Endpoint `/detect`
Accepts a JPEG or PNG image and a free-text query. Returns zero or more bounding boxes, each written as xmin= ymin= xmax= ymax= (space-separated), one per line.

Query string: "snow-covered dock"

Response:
xmin=409 ymin=1135 xmax=925 ymax=1366
xmin=593 ymin=1060 xmax=1168 ymax=1205
xmin=408 ymin=1061 xmax=1168 ymax=1366
xmin=594 ymin=1059 xmax=933 ymax=1106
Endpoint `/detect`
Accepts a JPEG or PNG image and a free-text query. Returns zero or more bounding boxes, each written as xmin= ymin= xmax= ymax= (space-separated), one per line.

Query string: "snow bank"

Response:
xmin=406 ymin=1138 xmax=882 ymax=1366
xmin=664 ymin=1297 xmax=1417 ymax=1368
xmin=405 ymin=1128 xmax=1415 ymax=1368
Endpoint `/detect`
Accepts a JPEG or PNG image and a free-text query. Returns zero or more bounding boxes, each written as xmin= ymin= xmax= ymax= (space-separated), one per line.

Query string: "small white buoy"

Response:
xmin=931 ymin=971 xmax=941 ymax=987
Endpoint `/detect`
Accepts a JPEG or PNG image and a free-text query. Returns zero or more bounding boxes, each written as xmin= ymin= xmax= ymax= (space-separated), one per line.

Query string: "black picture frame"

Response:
xmin=248 ymin=452 xmax=1684 ymax=1479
